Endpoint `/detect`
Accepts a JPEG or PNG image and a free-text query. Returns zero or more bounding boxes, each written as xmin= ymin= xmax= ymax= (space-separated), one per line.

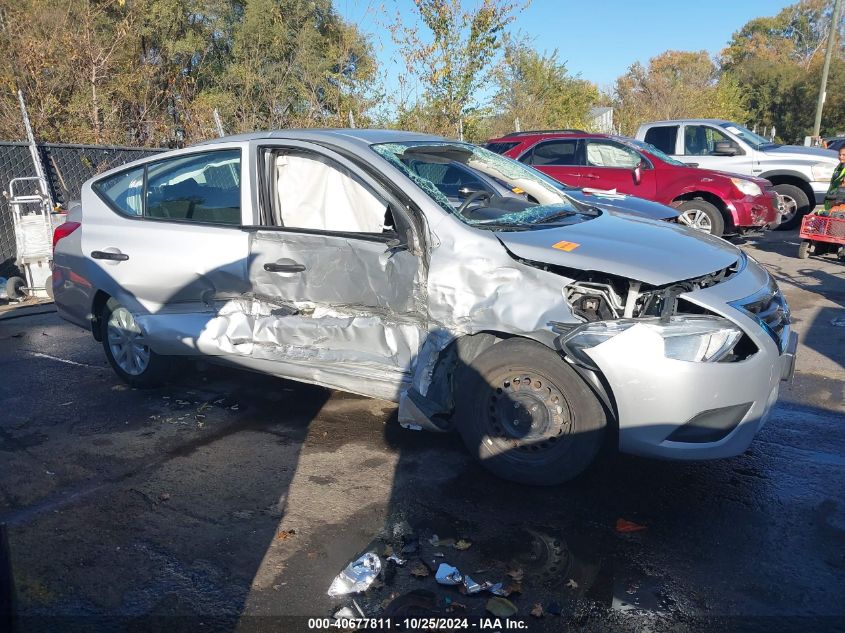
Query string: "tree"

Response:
xmin=613 ymin=50 xmax=748 ymax=136
xmin=722 ymin=0 xmax=845 ymax=141
xmin=390 ymin=0 xmax=524 ymax=138
xmin=490 ymin=37 xmax=598 ymax=137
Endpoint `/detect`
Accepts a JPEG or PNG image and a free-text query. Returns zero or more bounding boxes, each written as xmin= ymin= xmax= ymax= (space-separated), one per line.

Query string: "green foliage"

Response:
xmin=0 ymin=0 xmax=377 ymax=145
xmin=613 ymin=50 xmax=748 ymax=136
xmin=390 ymin=0 xmax=524 ymax=138
xmin=722 ymin=0 xmax=845 ymax=141
xmin=489 ymin=38 xmax=599 ymax=137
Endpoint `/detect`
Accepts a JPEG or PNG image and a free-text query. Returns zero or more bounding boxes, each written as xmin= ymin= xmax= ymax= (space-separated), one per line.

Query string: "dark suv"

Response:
xmin=486 ymin=131 xmax=780 ymax=237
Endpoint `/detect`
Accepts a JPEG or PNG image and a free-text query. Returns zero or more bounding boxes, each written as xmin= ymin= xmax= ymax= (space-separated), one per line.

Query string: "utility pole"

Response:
xmin=813 ymin=0 xmax=843 ymax=138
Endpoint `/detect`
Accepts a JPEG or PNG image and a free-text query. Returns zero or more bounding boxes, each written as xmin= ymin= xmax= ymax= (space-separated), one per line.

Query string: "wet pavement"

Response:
xmin=0 ymin=229 xmax=844 ymax=632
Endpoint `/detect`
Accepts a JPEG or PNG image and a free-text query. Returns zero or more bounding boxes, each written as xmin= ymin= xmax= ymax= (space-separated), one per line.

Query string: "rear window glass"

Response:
xmin=93 ymin=167 xmax=144 ymax=216
xmin=643 ymin=126 xmax=678 ymax=154
xmin=484 ymin=141 xmax=520 ymax=154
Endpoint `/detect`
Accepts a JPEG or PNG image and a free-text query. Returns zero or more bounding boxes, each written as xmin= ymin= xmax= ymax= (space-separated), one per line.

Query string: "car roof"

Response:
xmin=490 ymin=131 xmax=612 ymax=142
xmin=640 ymin=119 xmax=730 ymax=126
xmin=193 ymin=128 xmax=446 ymax=147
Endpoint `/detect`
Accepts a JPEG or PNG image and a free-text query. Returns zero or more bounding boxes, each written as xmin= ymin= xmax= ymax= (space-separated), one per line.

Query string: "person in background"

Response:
xmin=819 ymin=146 xmax=845 ymax=216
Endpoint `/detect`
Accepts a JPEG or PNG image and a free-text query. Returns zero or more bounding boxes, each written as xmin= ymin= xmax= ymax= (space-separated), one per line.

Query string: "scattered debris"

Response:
xmin=327 ymin=552 xmax=381 ymax=596
xmin=566 ymin=578 xmax=579 ymax=590
xmin=433 ymin=552 xmax=445 ymax=558
xmin=352 ymin=599 xmax=366 ymax=617
xmin=435 ymin=563 xmax=463 ymax=586
xmin=333 ymin=606 xmax=356 ymax=619
xmin=486 ymin=596 xmax=518 ymax=618
xmin=401 ymin=541 xmax=419 ymax=555
xmin=276 ymin=529 xmax=296 ymax=541
xmin=386 ymin=554 xmax=406 ymax=566
xmin=409 ymin=560 xmax=430 ymax=578
xmin=505 ymin=580 xmax=523 ymax=595
xmin=531 ymin=603 xmax=545 ymax=618
xmin=157 ymin=492 xmax=170 ymax=502
xmin=507 ymin=567 xmax=524 ymax=582
xmin=488 ymin=582 xmax=509 ymax=596
xmin=453 ymin=539 xmax=472 ymax=551
xmin=616 ymin=518 xmax=647 ymax=533
xmin=462 ymin=575 xmax=482 ymax=594
xmin=428 ymin=534 xmax=439 ymax=546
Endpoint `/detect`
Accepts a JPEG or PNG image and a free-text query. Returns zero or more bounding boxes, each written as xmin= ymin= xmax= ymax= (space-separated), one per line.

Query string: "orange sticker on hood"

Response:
xmin=552 ymin=240 xmax=580 ymax=252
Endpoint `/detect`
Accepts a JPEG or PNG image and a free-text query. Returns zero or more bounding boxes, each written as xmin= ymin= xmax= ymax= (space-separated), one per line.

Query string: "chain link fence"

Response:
xmin=0 ymin=142 xmax=163 ymax=277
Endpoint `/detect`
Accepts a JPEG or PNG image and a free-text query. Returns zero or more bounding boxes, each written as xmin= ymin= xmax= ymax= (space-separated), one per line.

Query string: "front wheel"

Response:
xmin=674 ymin=200 xmax=725 ymax=237
xmin=773 ymin=184 xmax=810 ymax=230
xmin=100 ymin=299 xmax=170 ymax=388
xmin=454 ymin=338 xmax=607 ymax=485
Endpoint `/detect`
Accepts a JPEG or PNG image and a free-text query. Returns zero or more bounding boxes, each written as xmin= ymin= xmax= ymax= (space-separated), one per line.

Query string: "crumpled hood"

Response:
xmin=565 ymin=190 xmax=679 ymax=221
xmin=495 ymin=210 xmax=740 ymax=286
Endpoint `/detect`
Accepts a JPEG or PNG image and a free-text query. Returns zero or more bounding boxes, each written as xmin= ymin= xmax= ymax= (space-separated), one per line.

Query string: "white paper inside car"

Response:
xmin=275 ymin=154 xmax=386 ymax=233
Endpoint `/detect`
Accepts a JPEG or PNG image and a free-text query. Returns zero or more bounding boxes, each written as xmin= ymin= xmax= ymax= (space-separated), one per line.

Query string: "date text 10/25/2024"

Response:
xmin=308 ymin=617 xmax=530 ymax=630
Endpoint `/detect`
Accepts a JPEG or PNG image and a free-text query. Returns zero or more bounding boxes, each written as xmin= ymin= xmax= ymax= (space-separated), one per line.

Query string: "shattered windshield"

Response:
xmin=372 ymin=141 xmax=597 ymax=229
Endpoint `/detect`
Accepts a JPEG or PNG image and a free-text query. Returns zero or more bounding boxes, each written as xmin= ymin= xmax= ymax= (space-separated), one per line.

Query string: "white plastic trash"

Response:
xmin=327 ymin=552 xmax=381 ymax=596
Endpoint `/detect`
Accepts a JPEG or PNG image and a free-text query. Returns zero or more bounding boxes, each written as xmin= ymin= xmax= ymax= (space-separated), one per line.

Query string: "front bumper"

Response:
xmin=726 ymin=192 xmax=780 ymax=228
xmin=564 ymin=264 xmax=796 ymax=460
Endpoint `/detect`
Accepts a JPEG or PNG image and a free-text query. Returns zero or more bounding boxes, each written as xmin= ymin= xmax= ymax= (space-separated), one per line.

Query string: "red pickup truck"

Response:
xmin=485 ymin=131 xmax=780 ymax=237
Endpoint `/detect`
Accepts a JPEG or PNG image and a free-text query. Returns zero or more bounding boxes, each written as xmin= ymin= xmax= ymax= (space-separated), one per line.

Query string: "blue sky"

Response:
xmin=337 ymin=0 xmax=794 ymax=93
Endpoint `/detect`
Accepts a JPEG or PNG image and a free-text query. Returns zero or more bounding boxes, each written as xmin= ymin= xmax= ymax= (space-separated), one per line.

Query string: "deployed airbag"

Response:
xmin=275 ymin=153 xmax=387 ymax=233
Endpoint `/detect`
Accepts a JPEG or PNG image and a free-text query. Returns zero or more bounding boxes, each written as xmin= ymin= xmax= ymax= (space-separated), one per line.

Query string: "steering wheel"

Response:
xmin=456 ymin=190 xmax=492 ymax=216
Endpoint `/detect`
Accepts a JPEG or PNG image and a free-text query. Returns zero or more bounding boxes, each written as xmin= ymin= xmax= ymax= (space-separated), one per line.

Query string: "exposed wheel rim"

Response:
xmin=677 ymin=209 xmax=713 ymax=233
xmin=778 ymin=194 xmax=798 ymax=224
xmin=107 ymin=307 xmax=150 ymax=376
xmin=485 ymin=370 xmax=573 ymax=454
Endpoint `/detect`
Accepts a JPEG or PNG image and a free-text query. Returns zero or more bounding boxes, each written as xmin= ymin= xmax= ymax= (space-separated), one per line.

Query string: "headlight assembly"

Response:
xmin=812 ymin=161 xmax=836 ymax=181
xmin=559 ymin=316 xmax=744 ymax=368
xmin=730 ymin=177 xmax=762 ymax=197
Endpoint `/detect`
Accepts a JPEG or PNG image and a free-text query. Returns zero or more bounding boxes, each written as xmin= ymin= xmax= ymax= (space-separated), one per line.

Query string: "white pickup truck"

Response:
xmin=636 ymin=119 xmax=839 ymax=229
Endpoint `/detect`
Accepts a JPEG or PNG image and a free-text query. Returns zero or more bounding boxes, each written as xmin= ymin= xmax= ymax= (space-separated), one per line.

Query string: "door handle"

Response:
xmin=264 ymin=262 xmax=306 ymax=273
xmin=91 ymin=250 xmax=129 ymax=261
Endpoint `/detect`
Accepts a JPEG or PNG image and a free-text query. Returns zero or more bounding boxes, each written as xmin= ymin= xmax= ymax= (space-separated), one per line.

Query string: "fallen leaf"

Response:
xmin=276 ymin=529 xmax=296 ymax=541
xmin=507 ymin=567 xmax=524 ymax=582
xmin=453 ymin=539 xmax=472 ymax=551
xmin=530 ymin=603 xmax=544 ymax=618
xmin=616 ymin=518 xmax=647 ymax=533
xmin=566 ymin=578 xmax=579 ymax=589
xmin=486 ymin=597 xmax=518 ymax=618
xmin=505 ymin=581 xmax=523 ymax=595
xmin=409 ymin=561 xmax=430 ymax=578
xmin=158 ymin=492 xmax=170 ymax=502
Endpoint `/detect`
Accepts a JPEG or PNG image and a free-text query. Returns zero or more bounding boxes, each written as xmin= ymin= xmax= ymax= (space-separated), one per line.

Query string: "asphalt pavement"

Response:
xmin=0 ymin=229 xmax=843 ymax=633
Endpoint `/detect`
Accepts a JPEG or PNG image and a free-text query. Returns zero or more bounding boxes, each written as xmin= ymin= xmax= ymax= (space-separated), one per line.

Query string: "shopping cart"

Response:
xmin=798 ymin=210 xmax=845 ymax=260
xmin=3 ymin=176 xmax=66 ymax=300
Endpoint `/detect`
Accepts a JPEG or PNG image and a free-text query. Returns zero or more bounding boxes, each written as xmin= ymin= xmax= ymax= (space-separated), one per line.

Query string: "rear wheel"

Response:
xmin=798 ymin=240 xmax=811 ymax=259
xmin=675 ymin=200 xmax=725 ymax=237
xmin=455 ymin=338 xmax=607 ymax=485
xmin=5 ymin=276 xmax=26 ymax=300
xmin=100 ymin=299 xmax=170 ymax=388
xmin=773 ymin=184 xmax=810 ymax=230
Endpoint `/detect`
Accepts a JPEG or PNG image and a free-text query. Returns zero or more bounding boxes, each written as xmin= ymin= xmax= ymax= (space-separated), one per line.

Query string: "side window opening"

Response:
xmin=684 ymin=126 xmax=736 ymax=156
xmin=644 ymin=126 xmax=678 ymax=155
xmin=93 ymin=166 xmax=144 ymax=216
xmin=145 ymin=150 xmax=241 ymax=224
xmin=273 ymin=150 xmax=392 ymax=235
xmin=528 ymin=140 xmax=580 ymax=166
xmin=586 ymin=141 xmax=641 ymax=168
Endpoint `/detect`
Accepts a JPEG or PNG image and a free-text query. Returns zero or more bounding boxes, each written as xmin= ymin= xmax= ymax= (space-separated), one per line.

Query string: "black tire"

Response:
xmin=5 ymin=276 xmax=26 ymax=299
xmin=455 ymin=338 xmax=607 ymax=485
xmin=44 ymin=274 xmax=54 ymax=300
xmin=100 ymin=298 xmax=170 ymax=388
xmin=773 ymin=183 xmax=810 ymax=230
xmin=675 ymin=200 xmax=726 ymax=237
xmin=798 ymin=240 xmax=811 ymax=259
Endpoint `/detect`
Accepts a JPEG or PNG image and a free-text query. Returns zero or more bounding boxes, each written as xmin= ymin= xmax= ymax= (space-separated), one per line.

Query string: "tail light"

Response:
xmin=53 ymin=221 xmax=80 ymax=251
